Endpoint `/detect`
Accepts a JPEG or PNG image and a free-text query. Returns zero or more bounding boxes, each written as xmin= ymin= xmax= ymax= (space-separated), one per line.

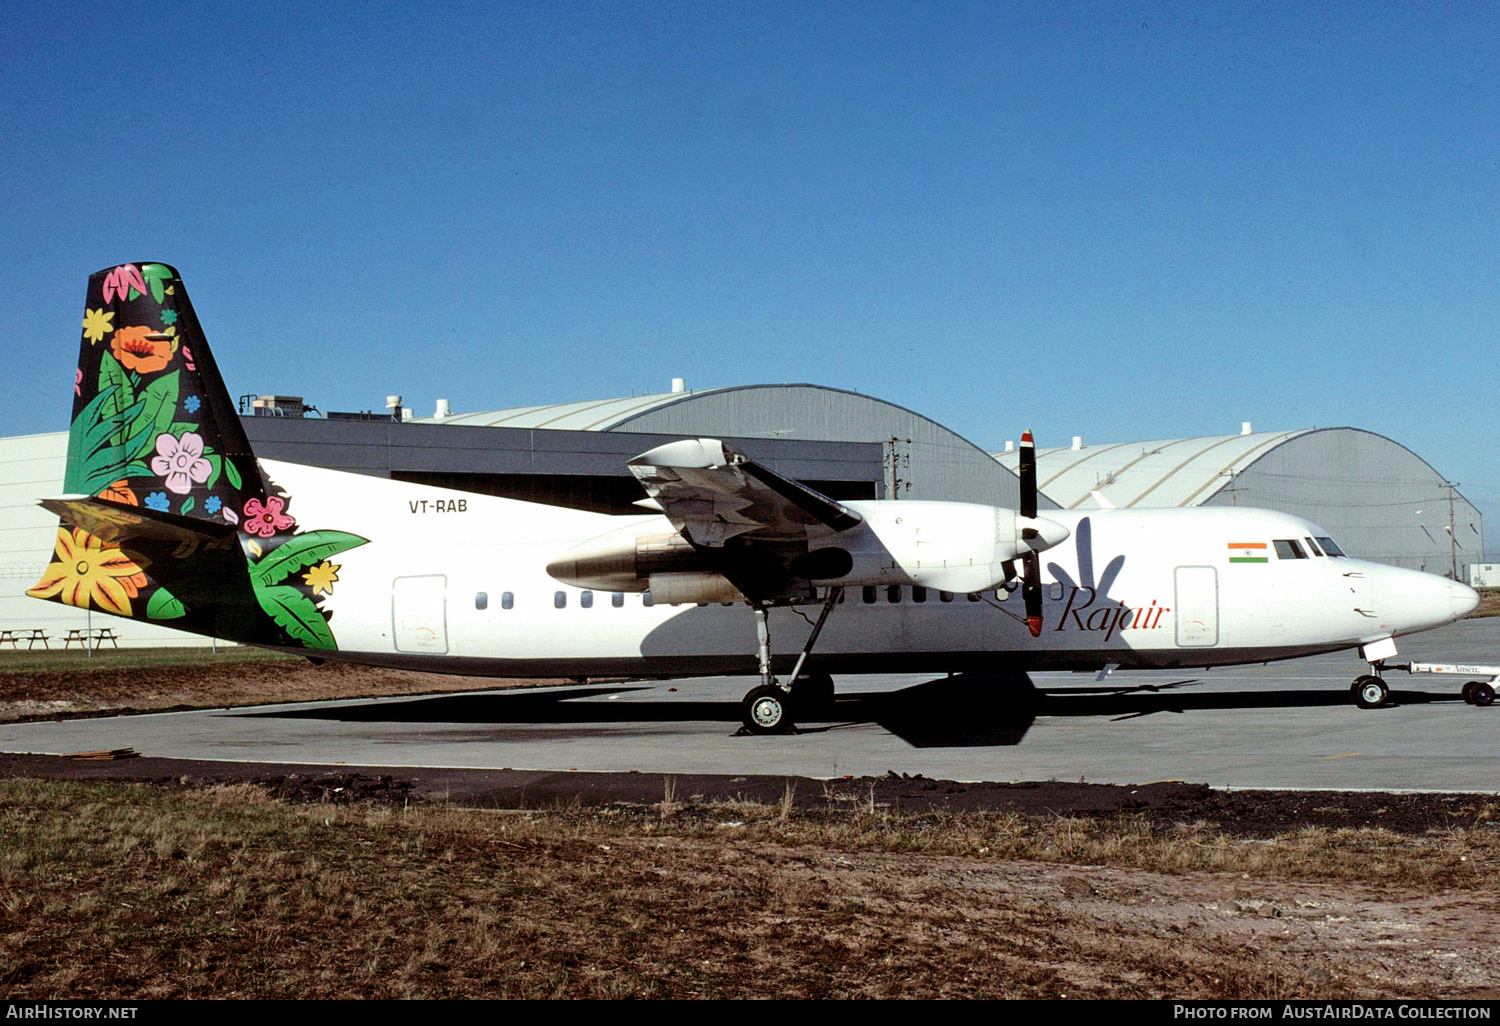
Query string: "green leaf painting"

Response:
xmin=249 ymin=530 xmax=369 ymax=587
xmin=65 ymin=388 xmax=135 ymax=494
xmin=146 ymin=587 xmax=186 ymax=620
xmin=255 ymin=584 xmax=338 ymax=650
xmin=140 ymin=264 xmax=172 ymax=305
xmin=122 ymin=371 xmax=181 ymax=460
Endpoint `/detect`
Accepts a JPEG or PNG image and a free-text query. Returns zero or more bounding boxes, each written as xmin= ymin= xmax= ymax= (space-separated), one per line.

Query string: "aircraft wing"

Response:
xmin=627 ymin=438 xmax=862 ymax=548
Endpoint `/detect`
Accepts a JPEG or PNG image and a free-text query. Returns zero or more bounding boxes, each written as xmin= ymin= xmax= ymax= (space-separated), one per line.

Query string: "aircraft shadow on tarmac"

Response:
xmin=245 ymin=674 xmax=1472 ymax=748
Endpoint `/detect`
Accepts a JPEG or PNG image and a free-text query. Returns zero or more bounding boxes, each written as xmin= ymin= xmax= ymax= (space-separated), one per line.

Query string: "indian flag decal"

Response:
xmin=1228 ymin=542 xmax=1269 ymax=563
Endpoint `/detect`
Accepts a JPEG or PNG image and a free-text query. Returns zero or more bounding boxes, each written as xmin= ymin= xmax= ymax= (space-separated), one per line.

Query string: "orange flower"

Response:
xmin=109 ymin=325 xmax=174 ymax=374
xmin=28 ymin=527 xmax=149 ymax=616
xmin=98 ymin=480 xmax=139 ymax=506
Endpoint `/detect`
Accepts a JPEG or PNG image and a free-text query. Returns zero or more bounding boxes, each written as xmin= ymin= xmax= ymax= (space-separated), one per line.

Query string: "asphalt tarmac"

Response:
xmin=3 ymin=620 xmax=1497 ymax=791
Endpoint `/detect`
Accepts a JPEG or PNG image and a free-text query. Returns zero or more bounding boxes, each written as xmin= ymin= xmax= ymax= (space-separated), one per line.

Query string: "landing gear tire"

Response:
xmin=1462 ymin=681 xmax=1479 ymax=705
xmin=1472 ymin=682 xmax=1496 ymax=707
xmin=1353 ymin=675 xmax=1389 ymax=710
xmin=742 ymin=684 xmax=795 ymax=735
xmin=791 ymin=671 xmax=835 ymax=721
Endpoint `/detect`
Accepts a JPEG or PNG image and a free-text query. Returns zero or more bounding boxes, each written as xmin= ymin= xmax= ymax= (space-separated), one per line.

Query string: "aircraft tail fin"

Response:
xmin=64 ymin=262 xmax=266 ymax=516
xmin=30 ymin=264 xmax=369 ymax=649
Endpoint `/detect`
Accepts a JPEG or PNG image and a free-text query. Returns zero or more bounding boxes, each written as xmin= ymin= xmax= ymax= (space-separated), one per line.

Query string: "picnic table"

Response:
xmin=63 ymin=628 xmax=119 ymax=649
xmin=0 ymin=628 xmax=49 ymax=649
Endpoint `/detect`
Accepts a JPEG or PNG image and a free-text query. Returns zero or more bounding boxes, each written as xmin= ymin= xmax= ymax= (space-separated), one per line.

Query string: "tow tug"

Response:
xmin=1363 ymin=661 xmax=1500 ymax=707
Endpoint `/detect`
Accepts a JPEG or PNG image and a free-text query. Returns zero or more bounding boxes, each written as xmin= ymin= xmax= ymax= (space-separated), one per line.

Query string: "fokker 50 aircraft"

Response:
xmin=30 ymin=263 xmax=1482 ymax=733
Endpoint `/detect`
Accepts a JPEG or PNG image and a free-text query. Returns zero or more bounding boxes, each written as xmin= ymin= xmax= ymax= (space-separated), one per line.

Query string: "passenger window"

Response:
xmin=554 ymin=591 xmax=567 ymax=608
xmin=643 ymin=592 xmax=654 ymax=607
xmin=862 ymin=586 xmax=877 ymax=604
xmin=967 ymin=592 xmax=982 ymax=602
xmin=501 ymin=592 xmax=514 ymax=610
xmin=612 ymin=592 xmax=624 ymax=608
xmin=939 ymin=591 xmax=953 ymax=603
xmin=886 ymin=585 xmax=902 ymax=604
xmin=1273 ymin=539 xmax=1307 ymax=559
xmin=475 ymin=592 xmax=487 ymax=610
xmin=912 ymin=586 xmax=927 ymax=603
xmin=581 ymin=590 xmax=593 ymax=608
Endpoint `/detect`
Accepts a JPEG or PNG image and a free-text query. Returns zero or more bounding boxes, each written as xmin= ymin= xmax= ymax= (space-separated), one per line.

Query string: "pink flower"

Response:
xmin=74 ymin=367 xmax=82 ymax=397
xmin=242 ymin=496 xmax=294 ymax=537
xmin=150 ymin=432 xmax=212 ymax=495
xmin=101 ymin=264 xmax=147 ymax=304
xmin=182 ymin=345 xmax=196 ymax=371
xmin=222 ymin=506 xmax=239 ymax=525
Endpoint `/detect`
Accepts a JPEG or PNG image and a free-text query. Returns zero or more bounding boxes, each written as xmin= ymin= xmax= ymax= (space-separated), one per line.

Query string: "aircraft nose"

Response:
xmin=1450 ymin=580 xmax=1480 ymax=619
xmin=1373 ymin=568 xmax=1480 ymax=632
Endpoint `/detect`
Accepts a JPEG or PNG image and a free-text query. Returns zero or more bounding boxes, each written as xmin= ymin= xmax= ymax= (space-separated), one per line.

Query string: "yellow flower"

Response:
xmin=82 ymin=307 xmax=115 ymax=344
xmin=302 ymin=560 xmax=340 ymax=596
xmin=27 ymin=527 xmax=148 ymax=616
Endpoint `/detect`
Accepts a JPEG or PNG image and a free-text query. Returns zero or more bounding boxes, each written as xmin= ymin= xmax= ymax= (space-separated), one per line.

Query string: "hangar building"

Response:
xmin=994 ymin=427 xmax=1483 ymax=577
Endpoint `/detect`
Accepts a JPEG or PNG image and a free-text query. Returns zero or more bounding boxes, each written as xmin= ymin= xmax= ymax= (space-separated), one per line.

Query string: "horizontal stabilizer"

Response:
xmin=39 ymin=495 xmax=234 ymax=547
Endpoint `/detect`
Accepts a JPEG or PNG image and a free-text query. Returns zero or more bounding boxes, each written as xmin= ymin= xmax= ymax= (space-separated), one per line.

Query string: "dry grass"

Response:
xmin=1472 ymin=588 xmax=1500 ymax=618
xmin=0 ymin=650 xmax=567 ymax=723
xmin=2 ymin=779 xmax=1497 ymax=999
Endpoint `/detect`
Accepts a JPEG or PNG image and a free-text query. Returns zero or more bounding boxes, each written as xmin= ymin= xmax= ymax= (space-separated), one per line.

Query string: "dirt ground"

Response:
xmin=4 ymin=658 xmax=1500 ymax=998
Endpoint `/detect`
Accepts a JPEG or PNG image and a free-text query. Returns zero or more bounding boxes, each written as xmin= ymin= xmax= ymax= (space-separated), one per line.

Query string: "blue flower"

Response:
xmin=144 ymin=491 xmax=170 ymax=511
xmin=161 ymin=309 xmax=178 ymax=326
xmin=184 ymin=395 xmax=201 ymax=414
xmin=205 ymin=496 xmax=222 ymax=514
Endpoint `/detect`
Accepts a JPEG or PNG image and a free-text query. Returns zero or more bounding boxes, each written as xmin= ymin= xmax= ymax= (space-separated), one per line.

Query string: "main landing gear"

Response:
xmin=738 ymin=587 xmax=843 ymax=735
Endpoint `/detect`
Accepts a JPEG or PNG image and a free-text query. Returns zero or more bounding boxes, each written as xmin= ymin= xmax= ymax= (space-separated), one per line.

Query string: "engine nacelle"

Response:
xmin=546 ymin=500 xmax=1068 ymax=599
xmin=547 ymin=526 xmax=708 ymax=592
xmin=647 ymin=572 xmax=745 ymax=604
xmin=805 ymin=500 xmax=1069 ymax=593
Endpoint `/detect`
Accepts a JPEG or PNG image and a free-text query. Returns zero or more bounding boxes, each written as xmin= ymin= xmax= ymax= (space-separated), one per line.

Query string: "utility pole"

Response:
xmin=1445 ymin=480 xmax=1459 ymax=581
xmin=885 ymin=437 xmax=911 ymax=499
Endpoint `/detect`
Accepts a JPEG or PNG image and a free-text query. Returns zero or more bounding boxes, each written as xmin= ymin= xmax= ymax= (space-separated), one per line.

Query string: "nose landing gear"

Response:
xmin=1351 ymin=674 xmax=1390 ymax=709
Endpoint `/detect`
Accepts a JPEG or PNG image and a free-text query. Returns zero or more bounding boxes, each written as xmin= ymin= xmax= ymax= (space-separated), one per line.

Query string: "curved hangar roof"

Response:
xmin=424 ymin=383 xmax=1042 ymax=509
xmin=994 ymin=427 xmax=1483 ymax=573
xmin=993 ymin=429 xmax=1314 ymax=510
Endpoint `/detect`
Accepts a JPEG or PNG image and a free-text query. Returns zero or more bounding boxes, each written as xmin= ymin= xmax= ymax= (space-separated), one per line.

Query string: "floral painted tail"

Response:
xmin=64 ymin=262 xmax=264 ymax=517
xmin=29 ymin=263 xmax=366 ymax=650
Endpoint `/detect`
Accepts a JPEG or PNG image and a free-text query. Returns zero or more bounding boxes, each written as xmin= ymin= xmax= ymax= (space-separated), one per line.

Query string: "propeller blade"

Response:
xmin=1022 ymin=549 xmax=1043 ymax=637
xmin=1018 ymin=429 xmax=1043 ymax=636
xmin=1018 ymin=429 xmax=1037 ymax=520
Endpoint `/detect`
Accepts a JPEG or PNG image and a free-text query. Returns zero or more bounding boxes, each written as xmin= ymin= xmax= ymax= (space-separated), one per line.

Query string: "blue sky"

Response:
xmin=4 ymin=1 xmax=1496 ymax=556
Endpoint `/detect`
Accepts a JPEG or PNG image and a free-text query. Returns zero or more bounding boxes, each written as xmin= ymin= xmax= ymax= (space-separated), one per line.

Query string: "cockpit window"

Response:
xmin=1273 ymin=539 xmax=1307 ymax=559
xmin=1304 ymin=537 xmax=1324 ymax=556
xmin=1316 ymin=536 xmax=1346 ymax=557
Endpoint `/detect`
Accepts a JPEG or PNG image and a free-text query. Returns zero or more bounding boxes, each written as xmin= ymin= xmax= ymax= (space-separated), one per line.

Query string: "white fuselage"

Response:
xmin=265 ymin=460 xmax=1479 ymax=677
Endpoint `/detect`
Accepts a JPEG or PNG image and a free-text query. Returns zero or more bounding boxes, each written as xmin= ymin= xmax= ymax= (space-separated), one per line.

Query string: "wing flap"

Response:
xmin=627 ymin=438 xmax=862 ymax=546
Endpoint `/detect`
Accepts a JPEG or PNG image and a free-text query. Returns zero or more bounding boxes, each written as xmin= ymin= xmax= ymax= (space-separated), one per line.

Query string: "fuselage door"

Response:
xmin=1174 ymin=565 xmax=1219 ymax=647
xmin=393 ymin=575 xmax=448 ymax=654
